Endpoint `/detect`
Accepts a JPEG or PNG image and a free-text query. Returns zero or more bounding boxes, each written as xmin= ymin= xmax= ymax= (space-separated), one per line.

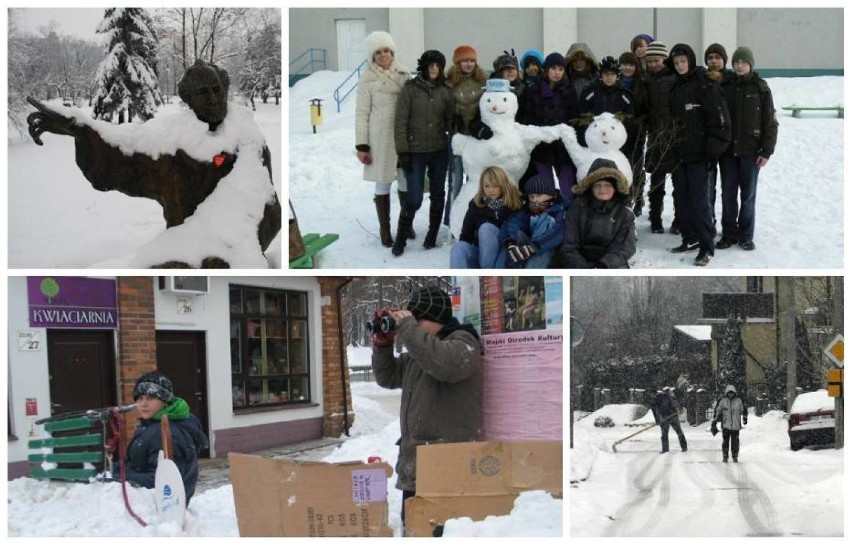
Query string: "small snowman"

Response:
xmin=449 ymin=79 xmax=566 ymax=238
xmin=561 ymin=112 xmax=633 ymax=183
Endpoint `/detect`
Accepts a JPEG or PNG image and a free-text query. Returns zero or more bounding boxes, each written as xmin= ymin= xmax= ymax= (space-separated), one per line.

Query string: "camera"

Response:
xmin=366 ymin=315 xmax=396 ymax=334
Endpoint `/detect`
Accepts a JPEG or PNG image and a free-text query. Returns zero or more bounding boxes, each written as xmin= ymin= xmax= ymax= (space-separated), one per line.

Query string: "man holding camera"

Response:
xmin=370 ymin=286 xmax=483 ymax=526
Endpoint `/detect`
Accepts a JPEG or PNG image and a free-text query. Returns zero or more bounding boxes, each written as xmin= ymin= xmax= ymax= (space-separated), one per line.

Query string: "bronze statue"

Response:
xmin=26 ymin=60 xmax=281 ymax=268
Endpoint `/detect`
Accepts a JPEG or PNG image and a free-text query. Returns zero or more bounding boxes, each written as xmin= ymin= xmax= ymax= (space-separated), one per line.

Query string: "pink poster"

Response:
xmin=481 ymin=330 xmax=563 ymax=440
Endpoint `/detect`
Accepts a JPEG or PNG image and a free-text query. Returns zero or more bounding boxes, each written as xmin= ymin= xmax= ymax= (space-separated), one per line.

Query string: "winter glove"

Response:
xmin=710 ymin=422 xmax=719 ymax=436
xmin=397 ymin=153 xmax=412 ymax=172
xmin=356 ymin=150 xmax=373 ymax=165
xmin=507 ymin=244 xmax=533 ymax=264
xmin=742 ymin=416 xmax=747 ymax=426
xmin=370 ymin=310 xmax=397 ymax=348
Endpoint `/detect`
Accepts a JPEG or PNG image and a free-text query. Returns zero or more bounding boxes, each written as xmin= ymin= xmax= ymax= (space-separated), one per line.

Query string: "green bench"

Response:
xmin=28 ymin=416 xmax=104 ymax=481
xmin=289 ymin=233 xmax=340 ymax=268
xmin=782 ymin=106 xmax=844 ymax=118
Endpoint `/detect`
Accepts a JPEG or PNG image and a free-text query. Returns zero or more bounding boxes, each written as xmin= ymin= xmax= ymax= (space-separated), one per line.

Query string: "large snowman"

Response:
xmin=560 ymin=112 xmax=633 ymax=182
xmin=449 ymin=79 xmax=566 ymax=238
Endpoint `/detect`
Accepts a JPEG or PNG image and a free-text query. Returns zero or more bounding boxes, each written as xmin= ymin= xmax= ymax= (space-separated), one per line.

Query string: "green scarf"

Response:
xmin=152 ymin=396 xmax=190 ymax=421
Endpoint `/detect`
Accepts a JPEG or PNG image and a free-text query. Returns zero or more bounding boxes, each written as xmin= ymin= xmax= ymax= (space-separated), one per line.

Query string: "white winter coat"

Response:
xmin=355 ymin=61 xmax=411 ymax=182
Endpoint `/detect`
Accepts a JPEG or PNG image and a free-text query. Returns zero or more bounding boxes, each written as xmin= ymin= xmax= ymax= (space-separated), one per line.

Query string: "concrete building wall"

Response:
xmin=289 ymin=7 xmax=842 ymax=75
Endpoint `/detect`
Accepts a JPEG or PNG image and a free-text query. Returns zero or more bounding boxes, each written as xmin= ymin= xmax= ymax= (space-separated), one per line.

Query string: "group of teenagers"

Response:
xmin=355 ymin=30 xmax=778 ymax=268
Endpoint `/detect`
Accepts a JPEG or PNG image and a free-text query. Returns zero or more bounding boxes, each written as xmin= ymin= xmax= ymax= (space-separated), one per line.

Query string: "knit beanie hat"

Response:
xmin=543 ymin=52 xmax=566 ymax=70
xmin=493 ymin=51 xmax=520 ymax=73
xmin=645 ymin=41 xmax=669 ymax=58
xmin=453 ymin=44 xmax=478 ymax=64
xmin=407 ymin=287 xmax=453 ymax=324
xmin=618 ymin=52 xmax=639 ymax=67
xmin=631 ymin=34 xmax=654 ymax=53
xmin=524 ymin=174 xmax=557 ymax=196
xmin=732 ymin=47 xmax=755 ymax=68
xmin=133 ymin=371 xmax=174 ymax=403
xmin=704 ymin=43 xmax=728 ymax=66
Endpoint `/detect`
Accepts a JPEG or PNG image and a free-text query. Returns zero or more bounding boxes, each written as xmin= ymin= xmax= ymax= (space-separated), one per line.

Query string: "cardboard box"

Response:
xmin=405 ymin=441 xmax=562 ymax=537
xmin=229 ymin=453 xmax=393 ymax=537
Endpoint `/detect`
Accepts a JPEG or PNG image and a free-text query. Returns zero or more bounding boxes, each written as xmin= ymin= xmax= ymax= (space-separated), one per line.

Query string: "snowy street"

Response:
xmin=571 ymin=407 xmax=843 ymax=537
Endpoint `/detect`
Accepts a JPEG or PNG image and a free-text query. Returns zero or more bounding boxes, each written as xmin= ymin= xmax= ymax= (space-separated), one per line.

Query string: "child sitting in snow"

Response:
xmin=450 ymin=166 xmax=523 ymax=268
xmin=500 ymin=174 xmax=566 ymax=268
xmin=559 ymin=158 xmax=636 ymax=269
xmin=124 ymin=371 xmax=208 ymax=505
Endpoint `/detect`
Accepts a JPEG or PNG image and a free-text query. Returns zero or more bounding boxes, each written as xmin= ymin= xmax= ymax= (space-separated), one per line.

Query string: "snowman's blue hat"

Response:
xmin=484 ymin=78 xmax=512 ymax=93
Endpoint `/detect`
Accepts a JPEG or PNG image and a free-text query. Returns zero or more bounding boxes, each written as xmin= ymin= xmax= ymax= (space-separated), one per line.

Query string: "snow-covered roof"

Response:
xmin=673 ymin=325 xmax=712 ymax=341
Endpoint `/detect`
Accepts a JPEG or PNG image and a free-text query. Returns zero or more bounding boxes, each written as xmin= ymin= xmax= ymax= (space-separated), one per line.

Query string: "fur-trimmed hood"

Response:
xmin=573 ymin=157 xmax=631 ymax=195
xmin=565 ymin=42 xmax=598 ymax=76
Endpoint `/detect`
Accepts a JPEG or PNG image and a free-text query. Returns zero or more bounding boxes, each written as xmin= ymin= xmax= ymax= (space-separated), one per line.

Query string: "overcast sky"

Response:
xmin=15 ymin=8 xmax=103 ymax=40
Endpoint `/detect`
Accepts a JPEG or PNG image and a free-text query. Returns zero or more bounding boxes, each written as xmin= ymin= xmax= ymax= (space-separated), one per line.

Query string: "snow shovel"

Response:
xmin=155 ymin=415 xmax=186 ymax=527
xmin=612 ymin=423 xmax=659 ymax=453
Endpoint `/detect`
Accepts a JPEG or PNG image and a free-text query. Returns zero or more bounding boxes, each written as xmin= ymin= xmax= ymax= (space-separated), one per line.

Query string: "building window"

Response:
xmin=230 ymin=286 xmax=311 ymax=409
xmin=746 ymin=277 xmax=763 ymax=293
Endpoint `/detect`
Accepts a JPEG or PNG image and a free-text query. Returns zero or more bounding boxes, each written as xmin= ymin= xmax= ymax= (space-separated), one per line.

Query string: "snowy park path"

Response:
xmin=572 ymin=412 xmax=843 ymax=537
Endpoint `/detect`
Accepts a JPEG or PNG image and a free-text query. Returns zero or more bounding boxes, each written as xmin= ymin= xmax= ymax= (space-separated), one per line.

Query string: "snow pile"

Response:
xmin=790 ymin=389 xmax=834 ymax=413
xmin=577 ymin=403 xmax=649 ymax=428
xmin=289 ymin=72 xmax=843 ymax=268
xmin=442 ymin=490 xmax=562 ymax=537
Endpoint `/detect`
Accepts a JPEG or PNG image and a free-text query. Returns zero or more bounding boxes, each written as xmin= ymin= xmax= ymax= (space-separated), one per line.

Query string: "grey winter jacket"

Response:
xmin=714 ymin=384 xmax=747 ymax=430
xmin=372 ymin=316 xmax=483 ymax=492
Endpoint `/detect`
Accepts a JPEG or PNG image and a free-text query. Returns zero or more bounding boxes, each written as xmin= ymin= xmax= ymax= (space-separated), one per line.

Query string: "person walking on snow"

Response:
xmin=651 ymin=388 xmax=687 ymax=453
xmin=711 ymin=384 xmax=748 ymax=463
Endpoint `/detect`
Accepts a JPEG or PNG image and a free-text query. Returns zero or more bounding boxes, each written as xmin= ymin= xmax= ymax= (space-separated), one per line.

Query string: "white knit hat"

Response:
xmin=364 ymin=31 xmax=397 ymax=62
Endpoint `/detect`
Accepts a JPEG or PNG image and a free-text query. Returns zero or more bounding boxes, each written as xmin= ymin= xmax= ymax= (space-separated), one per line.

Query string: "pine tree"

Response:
xmin=92 ymin=8 xmax=163 ymax=123
xmin=717 ymin=314 xmax=748 ymax=403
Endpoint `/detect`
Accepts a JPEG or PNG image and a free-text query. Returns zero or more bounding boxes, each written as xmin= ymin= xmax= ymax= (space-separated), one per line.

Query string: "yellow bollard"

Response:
xmin=310 ymin=98 xmax=324 ymax=134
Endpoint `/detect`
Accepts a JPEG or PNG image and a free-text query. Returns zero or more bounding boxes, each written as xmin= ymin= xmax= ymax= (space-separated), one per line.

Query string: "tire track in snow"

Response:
xmin=677 ymin=450 xmax=717 ymax=520
xmin=604 ymin=452 xmax=673 ymax=536
xmin=713 ymin=462 xmax=782 ymax=536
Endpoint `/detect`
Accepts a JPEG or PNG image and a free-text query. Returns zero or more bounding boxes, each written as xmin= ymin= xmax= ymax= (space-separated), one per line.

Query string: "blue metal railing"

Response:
xmin=289 ymin=48 xmax=327 ymax=86
xmin=333 ymin=60 xmax=367 ymax=112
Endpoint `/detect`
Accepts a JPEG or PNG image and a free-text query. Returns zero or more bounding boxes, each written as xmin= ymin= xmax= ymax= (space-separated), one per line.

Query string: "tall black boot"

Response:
xmin=374 ymin=194 xmax=394 ymax=247
xmin=648 ymin=184 xmax=664 ymax=233
xmin=392 ymin=207 xmax=414 ymax=256
xmin=398 ymin=191 xmax=415 ymax=239
xmin=423 ymin=194 xmax=445 ymax=249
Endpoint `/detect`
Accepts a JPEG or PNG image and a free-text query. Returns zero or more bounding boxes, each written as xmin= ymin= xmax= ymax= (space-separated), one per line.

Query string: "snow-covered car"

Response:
xmin=788 ymin=389 xmax=835 ymax=451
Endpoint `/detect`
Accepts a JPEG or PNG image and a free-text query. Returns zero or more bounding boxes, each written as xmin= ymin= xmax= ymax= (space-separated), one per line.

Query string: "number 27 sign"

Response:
xmin=18 ymin=331 xmax=42 ymax=352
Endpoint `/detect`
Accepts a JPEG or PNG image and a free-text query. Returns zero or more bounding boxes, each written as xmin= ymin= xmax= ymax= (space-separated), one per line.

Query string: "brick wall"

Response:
xmin=117 ymin=277 xmax=158 ymax=442
xmin=317 ymin=277 xmax=354 ymax=437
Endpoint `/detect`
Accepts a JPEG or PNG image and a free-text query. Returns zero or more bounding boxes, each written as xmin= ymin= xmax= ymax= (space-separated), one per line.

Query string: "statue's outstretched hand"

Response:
xmin=26 ymin=96 xmax=78 ymax=145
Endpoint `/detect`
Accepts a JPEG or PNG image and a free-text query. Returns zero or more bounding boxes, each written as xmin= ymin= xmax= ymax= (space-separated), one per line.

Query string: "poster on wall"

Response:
xmin=454 ymin=276 xmax=562 ymax=335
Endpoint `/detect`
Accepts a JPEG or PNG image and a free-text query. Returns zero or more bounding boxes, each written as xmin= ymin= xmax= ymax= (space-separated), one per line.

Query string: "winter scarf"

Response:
xmin=484 ymin=196 xmax=505 ymax=213
xmin=152 ymin=397 xmax=191 ymax=422
xmin=620 ymin=75 xmax=634 ymax=91
xmin=530 ymin=211 xmax=557 ymax=240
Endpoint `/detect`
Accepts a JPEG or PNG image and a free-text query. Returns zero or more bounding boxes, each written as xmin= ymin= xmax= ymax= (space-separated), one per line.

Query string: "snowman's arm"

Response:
xmin=452 ymin=133 xmax=473 ymax=156
xmin=558 ymin=123 xmax=580 ymax=154
xmin=515 ymin=123 xmax=562 ymax=145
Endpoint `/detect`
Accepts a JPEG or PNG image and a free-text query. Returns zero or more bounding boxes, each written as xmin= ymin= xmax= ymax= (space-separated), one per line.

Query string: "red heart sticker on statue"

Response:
xmin=213 ymin=154 xmax=226 ymax=168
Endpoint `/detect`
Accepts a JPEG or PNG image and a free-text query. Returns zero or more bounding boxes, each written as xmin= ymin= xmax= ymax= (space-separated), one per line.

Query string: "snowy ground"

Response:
xmin=289 ymin=72 xmax=842 ymax=268
xmin=7 ymin=347 xmax=562 ymax=537
xmin=8 ymin=99 xmax=282 ymax=268
xmin=571 ymin=405 xmax=843 ymax=537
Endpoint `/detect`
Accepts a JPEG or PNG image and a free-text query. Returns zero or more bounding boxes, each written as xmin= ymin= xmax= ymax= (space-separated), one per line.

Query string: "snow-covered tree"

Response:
xmin=716 ymin=313 xmax=748 ymax=403
xmin=92 ymin=8 xmax=163 ymax=123
xmin=238 ymin=13 xmax=280 ymax=110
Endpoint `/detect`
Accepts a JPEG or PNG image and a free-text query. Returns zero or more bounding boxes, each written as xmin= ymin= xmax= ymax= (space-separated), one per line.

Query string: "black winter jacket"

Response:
xmin=644 ymin=67 xmax=678 ymax=173
xmin=652 ymin=392 xmax=679 ymax=423
xmin=559 ymin=194 xmax=636 ymax=269
xmin=458 ymin=199 xmax=514 ymax=245
xmin=669 ymin=57 xmax=731 ymax=164
xmin=124 ymin=414 xmax=208 ymax=504
xmin=517 ymin=78 xmax=579 ymax=165
xmin=719 ymin=71 xmax=778 ymax=159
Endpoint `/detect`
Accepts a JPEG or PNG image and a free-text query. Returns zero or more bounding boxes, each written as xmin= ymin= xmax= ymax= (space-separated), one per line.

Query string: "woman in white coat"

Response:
xmin=355 ymin=31 xmax=412 ymax=247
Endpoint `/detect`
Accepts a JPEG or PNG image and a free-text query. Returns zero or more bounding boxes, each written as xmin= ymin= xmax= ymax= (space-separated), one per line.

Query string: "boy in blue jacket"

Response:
xmin=500 ymin=174 xmax=566 ymax=268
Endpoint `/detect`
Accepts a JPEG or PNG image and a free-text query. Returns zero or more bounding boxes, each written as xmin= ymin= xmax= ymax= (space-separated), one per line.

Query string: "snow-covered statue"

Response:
xmin=561 ymin=112 xmax=633 ymax=183
xmin=25 ymin=60 xmax=281 ymax=268
xmin=449 ymin=79 xmax=564 ymax=238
